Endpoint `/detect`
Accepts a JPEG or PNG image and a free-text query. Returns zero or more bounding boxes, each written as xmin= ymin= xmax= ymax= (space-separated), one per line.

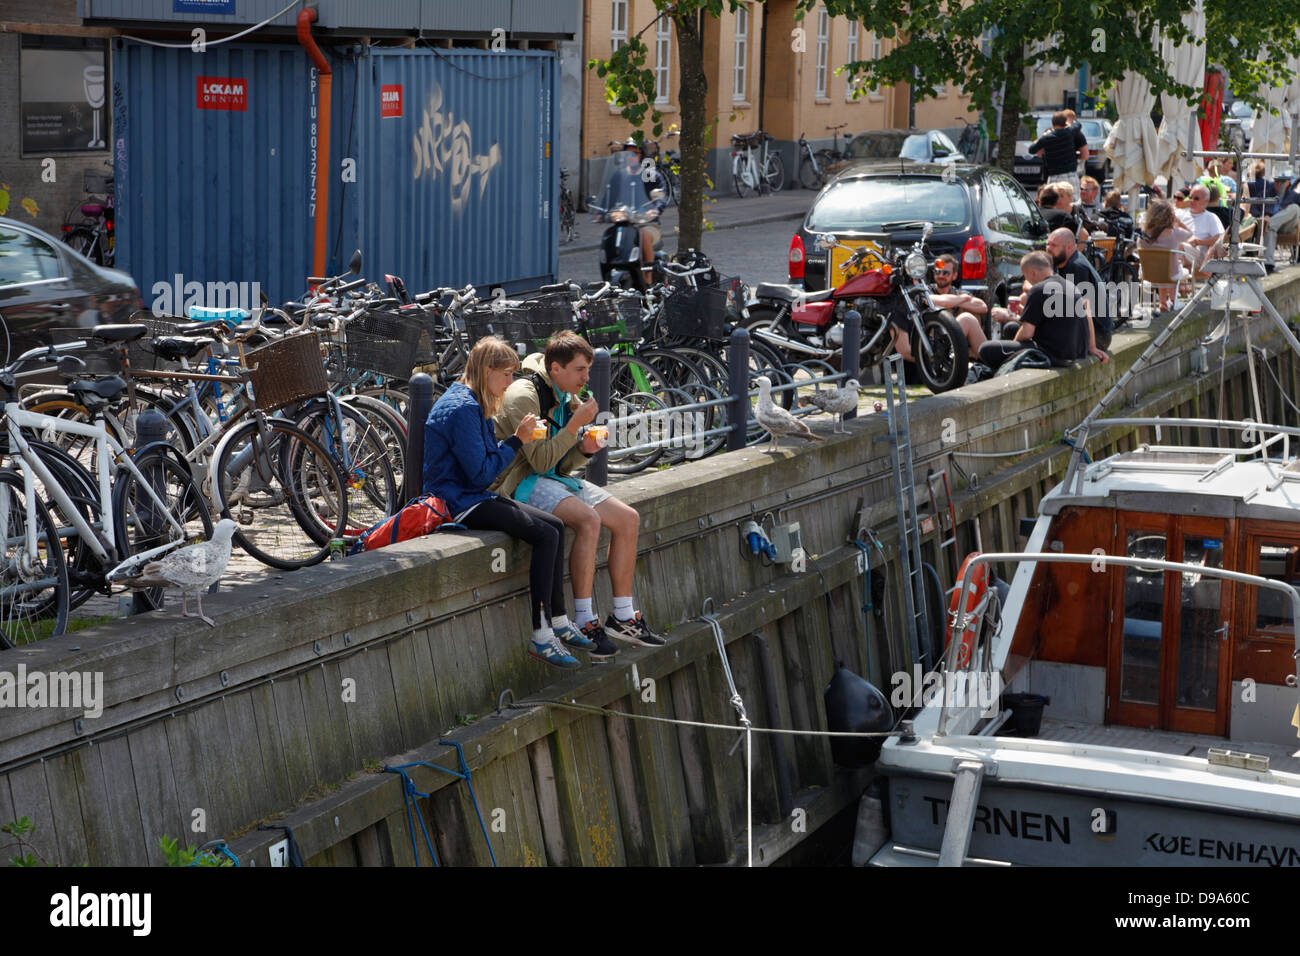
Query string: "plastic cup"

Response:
xmin=532 ymin=422 xmax=548 ymax=440
xmin=587 ymin=425 xmax=609 ymax=447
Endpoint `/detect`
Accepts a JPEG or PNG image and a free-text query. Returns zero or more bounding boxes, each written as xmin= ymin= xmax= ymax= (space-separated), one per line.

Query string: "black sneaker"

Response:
xmin=604 ymin=611 xmax=666 ymax=647
xmin=580 ymin=619 xmax=619 ymax=662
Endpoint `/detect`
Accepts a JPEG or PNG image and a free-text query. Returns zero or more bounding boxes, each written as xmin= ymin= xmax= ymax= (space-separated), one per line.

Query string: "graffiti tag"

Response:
xmin=411 ymin=83 xmax=502 ymax=214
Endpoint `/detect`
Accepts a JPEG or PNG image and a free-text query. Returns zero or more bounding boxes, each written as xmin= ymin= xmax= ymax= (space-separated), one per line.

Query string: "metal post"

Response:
xmin=727 ymin=326 xmax=751 ymax=451
xmin=403 ymin=373 xmax=434 ymax=503
xmin=841 ymin=309 xmax=861 ymax=424
xmin=133 ymin=409 xmax=169 ymax=614
xmin=589 ymin=348 xmax=610 ymax=487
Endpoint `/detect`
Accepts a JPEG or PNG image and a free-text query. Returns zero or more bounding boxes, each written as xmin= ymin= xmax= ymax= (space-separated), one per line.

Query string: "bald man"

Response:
xmin=977 ymin=251 xmax=1097 ymax=371
xmin=1045 ymin=227 xmax=1112 ymax=354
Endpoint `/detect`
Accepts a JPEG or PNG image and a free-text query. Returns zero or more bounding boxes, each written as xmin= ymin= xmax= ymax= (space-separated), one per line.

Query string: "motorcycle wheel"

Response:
xmin=909 ymin=309 xmax=969 ymax=394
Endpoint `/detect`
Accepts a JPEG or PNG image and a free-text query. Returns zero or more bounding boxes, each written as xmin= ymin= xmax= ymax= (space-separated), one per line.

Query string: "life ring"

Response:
xmin=947 ymin=552 xmax=988 ymax=669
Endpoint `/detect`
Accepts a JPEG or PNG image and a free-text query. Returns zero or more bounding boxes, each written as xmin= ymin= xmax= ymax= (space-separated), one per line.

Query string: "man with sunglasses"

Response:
xmin=928 ymin=257 xmax=988 ymax=351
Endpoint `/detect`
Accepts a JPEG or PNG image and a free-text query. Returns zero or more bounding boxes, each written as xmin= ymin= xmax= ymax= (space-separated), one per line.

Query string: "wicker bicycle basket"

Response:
xmin=343 ymin=310 xmax=424 ymax=379
xmin=579 ymin=296 xmax=644 ymax=347
xmin=463 ymin=298 xmax=577 ymax=354
xmin=662 ymin=275 xmax=743 ymax=341
xmin=244 ymin=331 xmax=329 ymax=412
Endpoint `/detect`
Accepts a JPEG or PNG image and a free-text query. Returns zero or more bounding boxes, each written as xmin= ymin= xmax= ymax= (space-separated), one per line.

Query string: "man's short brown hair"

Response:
xmin=544 ymin=330 xmax=594 ymax=374
xmin=1052 ymin=110 xmax=1068 ymax=128
xmin=1038 ymin=184 xmax=1060 ymax=207
xmin=1021 ymin=250 xmax=1053 ymax=277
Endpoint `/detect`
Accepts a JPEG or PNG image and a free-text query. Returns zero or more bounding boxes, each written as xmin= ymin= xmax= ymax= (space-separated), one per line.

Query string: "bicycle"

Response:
xmin=731 ymin=131 xmax=785 ymax=198
xmin=559 ymin=168 xmax=578 ymax=244
xmin=955 ymin=116 xmax=991 ymax=165
xmin=61 ymin=162 xmax=115 ymax=267
xmin=797 ymin=124 xmax=852 ymax=190
xmin=643 ymin=133 xmax=681 ymax=207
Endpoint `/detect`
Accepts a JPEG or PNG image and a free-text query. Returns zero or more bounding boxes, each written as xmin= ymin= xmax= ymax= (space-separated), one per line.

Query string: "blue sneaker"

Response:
xmin=528 ymin=633 xmax=581 ymax=669
xmin=553 ymin=621 xmax=597 ymax=652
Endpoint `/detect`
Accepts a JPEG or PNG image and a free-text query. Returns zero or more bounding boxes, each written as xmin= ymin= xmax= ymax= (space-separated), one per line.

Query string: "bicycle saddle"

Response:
xmin=151 ymin=336 xmax=214 ymax=361
xmin=173 ymin=320 xmax=223 ymax=336
xmin=91 ymin=324 xmax=149 ymax=343
xmin=67 ymin=376 xmax=128 ymax=406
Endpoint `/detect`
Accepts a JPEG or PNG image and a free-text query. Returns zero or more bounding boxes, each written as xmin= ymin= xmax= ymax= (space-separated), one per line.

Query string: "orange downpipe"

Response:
xmin=298 ymin=8 xmax=332 ymax=278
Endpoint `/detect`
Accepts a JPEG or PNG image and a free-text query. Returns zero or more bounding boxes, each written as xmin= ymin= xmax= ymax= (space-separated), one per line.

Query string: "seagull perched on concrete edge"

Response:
xmin=123 ymin=519 xmax=238 ymax=627
xmin=799 ymin=378 xmax=861 ymax=434
xmin=754 ymin=376 xmax=824 ymax=451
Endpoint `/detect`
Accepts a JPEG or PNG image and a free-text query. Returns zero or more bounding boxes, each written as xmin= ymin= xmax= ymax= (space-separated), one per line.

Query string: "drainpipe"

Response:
xmin=298 ymin=7 xmax=332 ymax=279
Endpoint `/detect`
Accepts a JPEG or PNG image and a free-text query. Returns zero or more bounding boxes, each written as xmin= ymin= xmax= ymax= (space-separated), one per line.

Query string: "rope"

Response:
xmin=120 ymin=0 xmax=302 ymax=47
xmin=699 ymin=610 xmax=753 ymax=867
xmin=383 ymin=765 xmax=440 ymax=866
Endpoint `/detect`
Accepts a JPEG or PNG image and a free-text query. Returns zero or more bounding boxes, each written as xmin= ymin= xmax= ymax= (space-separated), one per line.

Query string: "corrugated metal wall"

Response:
xmin=112 ymin=40 xmax=556 ymax=304
xmin=339 ymin=48 xmax=556 ymax=295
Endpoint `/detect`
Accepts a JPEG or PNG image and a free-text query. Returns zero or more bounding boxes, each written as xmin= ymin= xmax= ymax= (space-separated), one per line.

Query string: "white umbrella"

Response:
xmin=1285 ymin=51 xmax=1300 ymax=166
xmin=1104 ymin=70 xmax=1162 ymax=200
xmin=1155 ymin=0 xmax=1205 ymax=192
xmin=1252 ymin=76 xmax=1290 ymax=164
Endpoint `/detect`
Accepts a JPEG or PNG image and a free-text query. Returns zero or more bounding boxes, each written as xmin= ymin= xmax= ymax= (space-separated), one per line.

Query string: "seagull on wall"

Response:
xmin=754 ymin=376 xmax=823 ymax=450
xmin=123 ymin=519 xmax=238 ymax=627
xmin=799 ymin=379 xmax=860 ymax=434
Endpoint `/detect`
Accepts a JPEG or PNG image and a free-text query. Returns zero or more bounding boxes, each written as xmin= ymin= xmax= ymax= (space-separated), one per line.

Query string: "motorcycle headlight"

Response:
xmin=905 ymin=251 xmax=929 ymax=280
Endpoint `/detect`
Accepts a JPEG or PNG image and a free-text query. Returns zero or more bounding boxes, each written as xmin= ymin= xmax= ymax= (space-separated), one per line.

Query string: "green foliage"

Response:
xmin=158 ymin=834 xmax=235 ymax=867
xmin=3 ymin=817 xmax=49 ymax=867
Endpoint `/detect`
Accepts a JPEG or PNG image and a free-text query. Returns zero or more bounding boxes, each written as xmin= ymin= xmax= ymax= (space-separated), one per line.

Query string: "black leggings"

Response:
xmin=460 ymin=497 xmax=565 ymax=630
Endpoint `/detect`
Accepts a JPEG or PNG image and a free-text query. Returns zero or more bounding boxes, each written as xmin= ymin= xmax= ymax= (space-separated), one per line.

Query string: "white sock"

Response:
xmin=550 ymin=614 xmax=571 ymax=631
xmin=574 ymin=599 xmax=596 ymax=628
xmin=612 ymin=596 xmax=635 ymax=620
xmin=533 ymin=626 xmax=554 ymax=645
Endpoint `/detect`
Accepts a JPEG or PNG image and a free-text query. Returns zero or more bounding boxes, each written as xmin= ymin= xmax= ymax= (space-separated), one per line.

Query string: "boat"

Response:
xmin=856 ymin=204 xmax=1300 ymax=866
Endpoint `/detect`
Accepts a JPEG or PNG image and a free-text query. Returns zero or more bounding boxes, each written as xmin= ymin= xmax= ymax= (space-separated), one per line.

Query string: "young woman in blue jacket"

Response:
xmin=422 ymin=336 xmax=586 ymax=668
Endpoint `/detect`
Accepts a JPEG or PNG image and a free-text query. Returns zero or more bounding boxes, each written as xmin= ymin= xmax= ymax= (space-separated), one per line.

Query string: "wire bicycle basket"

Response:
xmin=662 ymin=275 xmax=744 ymax=341
xmin=463 ymin=297 xmax=578 ymax=354
xmin=579 ymin=296 xmax=644 ymax=347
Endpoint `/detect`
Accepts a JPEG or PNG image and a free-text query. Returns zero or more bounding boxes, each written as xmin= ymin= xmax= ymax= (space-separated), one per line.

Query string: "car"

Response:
xmin=1222 ymin=100 xmax=1254 ymax=150
xmin=788 ymin=163 xmax=1049 ymax=326
xmin=0 ymin=217 xmax=140 ymax=361
xmin=1014 ymin=112 xmax=1112 ymax=186
xmin=824 ymin=128 xmax=965 ymax=178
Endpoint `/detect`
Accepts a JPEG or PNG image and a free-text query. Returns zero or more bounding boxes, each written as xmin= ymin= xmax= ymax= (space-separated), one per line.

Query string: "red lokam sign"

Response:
xmin=197 ymin=76 xmax=248 ymax=111
xmin=381 ymin=85 xmax=403 ymax=118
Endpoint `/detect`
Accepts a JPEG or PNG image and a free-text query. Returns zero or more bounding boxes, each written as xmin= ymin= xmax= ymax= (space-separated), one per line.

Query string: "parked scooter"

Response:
xmin=747 ymin=223 xmax=969 ymax=393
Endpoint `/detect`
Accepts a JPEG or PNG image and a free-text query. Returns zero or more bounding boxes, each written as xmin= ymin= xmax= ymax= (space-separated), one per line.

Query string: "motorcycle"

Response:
xmin=746 ymin=223 xmax=969 ymax=393
xmin=587 ymin=148 xmax=668 ymax=292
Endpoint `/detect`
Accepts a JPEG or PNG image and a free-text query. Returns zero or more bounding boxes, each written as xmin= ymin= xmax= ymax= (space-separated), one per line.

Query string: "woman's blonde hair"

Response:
xmin=460 ymin=336 xmax=519 ymax=419
xmin=1144 ymin=198 xmax=1176 ymax=238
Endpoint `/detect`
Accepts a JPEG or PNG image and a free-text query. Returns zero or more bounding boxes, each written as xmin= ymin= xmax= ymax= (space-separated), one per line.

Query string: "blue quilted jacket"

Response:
xmin=422 ymin=382 xmax=523 ymax=516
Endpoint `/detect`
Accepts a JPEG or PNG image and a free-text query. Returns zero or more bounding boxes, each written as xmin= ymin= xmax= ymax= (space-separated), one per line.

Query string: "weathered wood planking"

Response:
xmin=385 ymin=632 xmax=438 ymax=750
xmin=126 ymin=722 xmax=185 ymax=862
xmin=426 ymin=614 xmax=496 ymax=726
xmin=668 ymin=664 xmax=734 ymax=863
xmin=6 ymin=761 xmax=59 ymax=864
xmin=42 ymin=754 xmax=90 ymax=866
xmin=96 ymin=737 xmax=149 ymax=867
xmin=70 ymin=745 xmax=127 ymax=866
xmin=270 ymin=678 xmax=320 ymax=801
xmin=224 ymin=691 xmax=271 ymax=831
xmin=299 ymin=660 xmax=356 ymax=783
xmin=247 ymin=682 xmax=293 ymax=811
xmin=163 ymin=711 xmax=214 ymax=849
xmin=527 ymin=733 xmax=570 ymax=866
xmin=548 ymin=714 xmax=626 ymax=866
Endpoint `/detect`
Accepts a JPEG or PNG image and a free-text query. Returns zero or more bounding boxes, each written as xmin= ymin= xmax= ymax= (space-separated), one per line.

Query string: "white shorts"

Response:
xmin=521 ymin=476 xmax=611 ymax=513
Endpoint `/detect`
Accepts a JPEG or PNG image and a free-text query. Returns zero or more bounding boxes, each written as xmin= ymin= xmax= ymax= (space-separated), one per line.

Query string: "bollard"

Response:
xmin=133 ymin=409 xmax=169 ymax=613
xmin=403 ymin=373 xmax=434 ymax=503
xmin=841 ymin=309 xmax=861 ymax=424
xmin=727 ymin=325 xmax=751 ymax=451
xmin=588 ymin=348 xmax=610 ymax=487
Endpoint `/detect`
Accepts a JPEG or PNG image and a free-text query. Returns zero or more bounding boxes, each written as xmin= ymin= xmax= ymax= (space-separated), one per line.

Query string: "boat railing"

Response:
xmin=1063 ymin=416 xmax=1300 ymax=496
xmin=935 ymin=551 xmax=1300 ymax=738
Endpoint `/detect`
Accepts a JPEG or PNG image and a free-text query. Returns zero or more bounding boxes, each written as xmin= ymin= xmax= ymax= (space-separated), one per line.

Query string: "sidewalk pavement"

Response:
xmin=561 ymin=186 xmax=813 ymax=255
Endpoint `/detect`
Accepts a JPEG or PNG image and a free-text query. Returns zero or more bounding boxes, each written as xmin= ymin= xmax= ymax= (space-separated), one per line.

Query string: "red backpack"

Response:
xmin=351 ymin=494 xmax=460 ymax=554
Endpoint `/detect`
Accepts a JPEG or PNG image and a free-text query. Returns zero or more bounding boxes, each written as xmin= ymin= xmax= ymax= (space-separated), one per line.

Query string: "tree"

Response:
xmin=820 ymin=0 xmax=1300 ymax=172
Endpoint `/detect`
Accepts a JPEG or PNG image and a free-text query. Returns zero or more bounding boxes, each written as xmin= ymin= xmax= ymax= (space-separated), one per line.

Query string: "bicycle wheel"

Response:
xmin=0 ymin=468 xmax=69 ymax=648
xmin=112 ymin=447 xmax=214 ymax=612
xmin=636 ymin=348 xmax=716 ymax=463
xmin=658 ymin=160 xmax=679 ymax=206
xmin=764 ymin=150 xmax=786 ymax=193
xmin=212 ymin=418 xmax=348 ymax=570
xmin=799 ymin=154 xmax=824 ymax=190
xmin=29 ymin=440 xmax=103 ymax=613
xmin=65 ymin=226 xmax=101 ymax=265
xmin=606 ymin=355 xmax=676 ymax=473
xmin=734 ymin=155 xmax=758 ymax=199
xmin=343 ymin=393 xmax=408 ymax=497
xmin=294 ymin=400 xmax=398 ymax=537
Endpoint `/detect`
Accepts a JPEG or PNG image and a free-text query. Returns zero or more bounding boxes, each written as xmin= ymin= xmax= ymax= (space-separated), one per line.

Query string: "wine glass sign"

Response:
xmin=83 ymin=66 xmax=106 ymax=150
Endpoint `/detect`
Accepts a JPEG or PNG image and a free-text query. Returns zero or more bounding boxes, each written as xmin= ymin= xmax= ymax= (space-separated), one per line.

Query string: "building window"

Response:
xmin=655 ymin=16 xmax=672 ymax=104
xmin=870 ymin=30 xmax=882 ymax=61
xmin=815 ymin=7 xmax=830 ymax=98
xmin=611 ymin=0 xmax=628 ymax=57
xmin=845 ymin=21 xmax=859 ymax=100
xmin=734 ymin=4 xmax=749 ymax=102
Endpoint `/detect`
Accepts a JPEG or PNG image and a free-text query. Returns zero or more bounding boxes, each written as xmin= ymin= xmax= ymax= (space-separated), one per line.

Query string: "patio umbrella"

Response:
xmin=1104 ymin=70 xmax=1162 ymax=203
xmin=1156 ymin=0 xmax=1205 ymax=192
xmin=1286 ymin=51 xmax=1300 ymax=166
xmin=1252 ymin=74 xmax=1290 ymax=168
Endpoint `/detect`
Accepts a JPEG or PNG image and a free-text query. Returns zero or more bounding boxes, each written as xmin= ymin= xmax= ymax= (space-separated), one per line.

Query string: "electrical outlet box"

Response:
xmin=770 ymin=522 xmax=803 ymax=563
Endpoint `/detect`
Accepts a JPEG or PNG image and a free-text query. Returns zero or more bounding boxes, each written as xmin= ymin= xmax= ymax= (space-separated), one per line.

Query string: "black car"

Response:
xmin=0 ymin=217 xmax=139 ymax=360
xmin=790 ymin=163 xmax=1048 ymax=323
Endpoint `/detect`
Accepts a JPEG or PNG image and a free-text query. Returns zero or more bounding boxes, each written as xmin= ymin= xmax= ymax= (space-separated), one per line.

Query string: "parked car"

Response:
xmin=825 ymin=128 xmax=964 ymax=177
xmin=0 ymin=217 xmax=140 ymax=360
xmin=1222 ymin=99 xmax=1254 ymax=150
xmin=1014 ymin=112 xmax=1113 ymax=186
xmin=789 ymin=163 xmax=1049 ymax=325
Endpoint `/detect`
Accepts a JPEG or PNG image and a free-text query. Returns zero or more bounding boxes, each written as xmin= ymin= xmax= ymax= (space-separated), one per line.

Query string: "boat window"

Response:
xmin=1120 ymin=531 xmax=1165 ymax=705
xmin=1176 ymin=536 xmax=1223 ymax=710
xmin=1253 ymin=541 xmax=1300 ymax=634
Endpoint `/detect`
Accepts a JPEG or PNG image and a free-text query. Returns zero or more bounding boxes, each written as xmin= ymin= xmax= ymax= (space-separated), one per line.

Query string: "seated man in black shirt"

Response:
xmin=1046 ymin=227 xmax=1113 ymax=353
xmin=977 ymin=251 xmax=1104 ymax=371
xmin=1038 ymin=184 xmax=1080 ymax=236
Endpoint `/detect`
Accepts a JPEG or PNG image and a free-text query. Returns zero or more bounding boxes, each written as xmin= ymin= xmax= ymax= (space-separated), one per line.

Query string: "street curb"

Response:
xmin=559 ymin=205 xmax=806 ymax=256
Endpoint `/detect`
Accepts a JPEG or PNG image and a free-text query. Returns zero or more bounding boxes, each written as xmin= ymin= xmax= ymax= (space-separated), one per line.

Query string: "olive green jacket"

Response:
xmin=489 ymin=353 xmax=591 ymax=500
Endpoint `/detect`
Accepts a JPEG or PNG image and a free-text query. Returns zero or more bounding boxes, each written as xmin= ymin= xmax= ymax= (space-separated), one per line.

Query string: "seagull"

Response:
xmin=754 ymin=376 xmax=824 ymax=451
xmin=123 ymin=519 xmax=238 ymax=627
xmin=799 ymin=378 xmax=861 ymax=434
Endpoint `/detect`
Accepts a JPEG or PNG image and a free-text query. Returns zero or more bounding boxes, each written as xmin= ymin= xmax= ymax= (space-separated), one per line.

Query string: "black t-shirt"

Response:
xmin=1019 ymin=274 xmax=1088 ymax=362
xmin=1057 ymin=250 xmax=1110 ymax=336
xmin=1030 ymin=126 xmax=1080 ymax=175
xmin=1042 ymin=206 xmax=1079 ymax=234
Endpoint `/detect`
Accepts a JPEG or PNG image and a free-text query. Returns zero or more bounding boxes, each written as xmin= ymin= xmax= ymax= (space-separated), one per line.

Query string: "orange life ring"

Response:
xmin=946 ymin=552 xmax=988 ymax=669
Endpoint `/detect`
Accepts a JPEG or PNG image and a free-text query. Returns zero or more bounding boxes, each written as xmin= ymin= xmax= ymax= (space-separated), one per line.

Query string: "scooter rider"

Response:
xmin=594 ymin=138 xmax=668 ymax=285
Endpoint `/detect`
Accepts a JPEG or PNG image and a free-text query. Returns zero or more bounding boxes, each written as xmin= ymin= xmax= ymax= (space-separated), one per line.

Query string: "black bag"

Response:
xmin=995 ymin=347 xmax=1053 ymax=376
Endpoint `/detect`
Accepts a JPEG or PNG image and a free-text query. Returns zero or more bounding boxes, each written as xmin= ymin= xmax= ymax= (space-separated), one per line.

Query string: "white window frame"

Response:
xmin=870 ymin=31 xmax=882 ymax=61
xmin=611 ymin=0 xmax=628 ymax=57
xmin=733 ymin=4 xmax=749 ymax=103
xmin=815 ymin=7 xmax=830 ymax=99
xmin=845 ymin=21 xmax=859 ymax=100
xmin=655 ymin=16 xmax=672 ymax=104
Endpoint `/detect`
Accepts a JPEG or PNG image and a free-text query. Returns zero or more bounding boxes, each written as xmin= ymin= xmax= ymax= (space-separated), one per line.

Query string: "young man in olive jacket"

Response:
xmin=492 ymin=331 xmax=664 ymax=658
